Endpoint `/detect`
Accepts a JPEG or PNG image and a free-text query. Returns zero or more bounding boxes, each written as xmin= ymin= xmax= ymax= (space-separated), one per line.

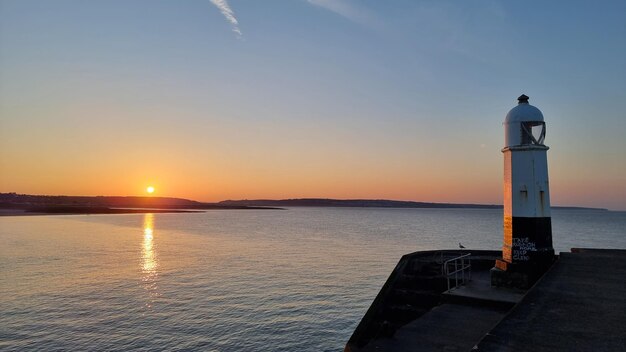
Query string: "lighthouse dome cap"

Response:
xmin=505 ymin=94 xmax=544 ymax=123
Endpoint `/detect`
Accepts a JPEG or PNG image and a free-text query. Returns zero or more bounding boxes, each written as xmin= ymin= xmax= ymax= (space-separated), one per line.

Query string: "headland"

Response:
xmin=0 ymin=193 xmax=282 ymax=216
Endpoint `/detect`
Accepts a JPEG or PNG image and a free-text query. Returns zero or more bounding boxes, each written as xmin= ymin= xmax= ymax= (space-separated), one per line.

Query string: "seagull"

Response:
xmin=459 ymin=242 xmax=466 ymax=249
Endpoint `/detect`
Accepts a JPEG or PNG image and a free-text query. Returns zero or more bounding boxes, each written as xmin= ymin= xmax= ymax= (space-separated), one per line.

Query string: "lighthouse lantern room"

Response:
xmin=491 ymin=95 xmax=555 ymax=289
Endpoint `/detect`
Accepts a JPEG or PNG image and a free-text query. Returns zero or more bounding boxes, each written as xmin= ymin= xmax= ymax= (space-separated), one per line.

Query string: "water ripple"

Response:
xmin=1 ymin=208 xmax=624 ymax=351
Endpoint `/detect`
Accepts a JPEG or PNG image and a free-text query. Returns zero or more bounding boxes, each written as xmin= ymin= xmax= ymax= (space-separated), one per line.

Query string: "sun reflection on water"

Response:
xmin=142 ymin=213 xmax=159 ymax=306
xmin=142 ymin=214 xmax=156 ymax=272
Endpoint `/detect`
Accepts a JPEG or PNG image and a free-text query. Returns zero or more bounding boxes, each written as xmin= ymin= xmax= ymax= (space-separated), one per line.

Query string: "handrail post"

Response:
xmin=442 ymin=253 xmax=472 ymax=292
xmin=460 ymin=257 xmax=464 ymax=284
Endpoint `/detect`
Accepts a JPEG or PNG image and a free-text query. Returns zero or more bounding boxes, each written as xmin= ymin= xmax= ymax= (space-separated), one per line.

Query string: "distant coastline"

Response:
xmin=0 ymin=193 xmax=608 ymax=216
xmin=0 ymin=193 xmax=282 ymax=216
xmin=217 ymin=198 xmax=608 ymax=211
xmin=0 ymin=207 xmax=203 ymax=217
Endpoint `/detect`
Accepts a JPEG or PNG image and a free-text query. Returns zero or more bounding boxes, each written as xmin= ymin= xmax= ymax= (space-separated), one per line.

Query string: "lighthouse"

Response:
xmin=491 ymin=94 xmax=555 ymax=289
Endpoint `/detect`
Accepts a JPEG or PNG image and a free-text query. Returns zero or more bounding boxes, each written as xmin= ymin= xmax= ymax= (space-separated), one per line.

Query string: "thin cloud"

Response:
xmin=306 ymin=0 xmax=374 ymax=26
xmin=210 ymin=0 xmax=242 ymax=37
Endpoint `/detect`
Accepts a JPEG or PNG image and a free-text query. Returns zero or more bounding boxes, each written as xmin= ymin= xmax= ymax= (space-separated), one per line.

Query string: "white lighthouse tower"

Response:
xmin=491 ymin=94 xmax=555 ymax=288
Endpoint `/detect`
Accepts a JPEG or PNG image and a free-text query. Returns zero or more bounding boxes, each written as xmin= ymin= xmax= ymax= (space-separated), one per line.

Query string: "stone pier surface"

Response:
xmin=346 ymin=248 xmax=626 ymax=352
xmin=476 ymin=248 xmax=626 ymax=351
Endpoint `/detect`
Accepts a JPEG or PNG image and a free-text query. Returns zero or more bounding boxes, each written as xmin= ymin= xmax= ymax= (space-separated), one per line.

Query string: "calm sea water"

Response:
xmin=1 ymin=207 xmax=625 ymax=351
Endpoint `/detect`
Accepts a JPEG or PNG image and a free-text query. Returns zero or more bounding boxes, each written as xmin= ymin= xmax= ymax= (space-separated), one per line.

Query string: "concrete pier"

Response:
xmin=346 ymin=248 xmax=626 ymax=352
xmin=476 ymin=248 xmax=626 ymax=351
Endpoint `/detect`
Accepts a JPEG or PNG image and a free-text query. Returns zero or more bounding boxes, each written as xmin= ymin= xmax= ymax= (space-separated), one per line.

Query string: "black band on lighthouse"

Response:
xmin=503 ymin=216 xmax=553 ymax=263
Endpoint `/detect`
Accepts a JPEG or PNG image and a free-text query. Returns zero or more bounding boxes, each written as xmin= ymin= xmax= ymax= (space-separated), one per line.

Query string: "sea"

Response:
xmin=1 ymin=207 xmax=625 ymax=351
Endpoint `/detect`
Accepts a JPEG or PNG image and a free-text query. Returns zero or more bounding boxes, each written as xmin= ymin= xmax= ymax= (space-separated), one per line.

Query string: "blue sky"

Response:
xmin=1 ymin=0 xmax=625 ymax=210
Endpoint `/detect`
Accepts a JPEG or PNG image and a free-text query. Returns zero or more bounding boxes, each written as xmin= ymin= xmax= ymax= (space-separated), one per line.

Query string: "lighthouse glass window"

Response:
xmin=521 ymin=121 xmax=546 ymax=145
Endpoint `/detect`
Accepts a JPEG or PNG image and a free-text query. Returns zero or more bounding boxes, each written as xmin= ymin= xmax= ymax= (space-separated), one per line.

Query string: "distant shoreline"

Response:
xmin=0 ymin=193 xmax=284 ymax=216
xmin=0 ymin=207 xmax=204 ymax=217
xmin=216 ymin=199 xmax=610 ymax=212
xmin=0 ymin=193 xmax=610 ymax=215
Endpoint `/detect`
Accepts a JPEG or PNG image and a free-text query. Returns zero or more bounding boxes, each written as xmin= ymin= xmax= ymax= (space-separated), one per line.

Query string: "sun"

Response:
xmin=146 ymin=186 xmax=155 ymax=194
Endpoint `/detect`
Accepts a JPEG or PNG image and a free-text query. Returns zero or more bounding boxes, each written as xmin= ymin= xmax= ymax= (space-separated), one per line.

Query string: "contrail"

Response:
xmin=209 ymin=0 xmax=242 ymax=37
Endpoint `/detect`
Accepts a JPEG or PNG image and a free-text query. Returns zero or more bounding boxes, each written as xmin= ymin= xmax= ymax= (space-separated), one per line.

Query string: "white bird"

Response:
xmin=459 ymin=242 xmax=466 ymax=249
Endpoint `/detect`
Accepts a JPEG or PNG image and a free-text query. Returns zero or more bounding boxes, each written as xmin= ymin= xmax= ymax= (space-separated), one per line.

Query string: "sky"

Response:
xmin=0 ymin=0 xmax=625 ymax=210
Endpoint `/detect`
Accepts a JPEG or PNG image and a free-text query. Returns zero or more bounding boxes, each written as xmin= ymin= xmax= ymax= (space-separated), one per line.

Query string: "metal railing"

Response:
xmin=442 ymin=253 xmax=472 ymax=291
xmin=432 ymin=251 xmax=463 ymax=265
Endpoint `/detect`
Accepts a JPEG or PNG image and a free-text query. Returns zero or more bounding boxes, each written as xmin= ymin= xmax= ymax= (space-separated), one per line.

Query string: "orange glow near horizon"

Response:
xmin=0 ymin=139 xmax=624 ymax=210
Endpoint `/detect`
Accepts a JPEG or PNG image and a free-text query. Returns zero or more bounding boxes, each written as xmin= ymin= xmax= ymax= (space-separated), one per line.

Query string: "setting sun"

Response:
xmin=146 ymin=186 xmax=155 ymax=194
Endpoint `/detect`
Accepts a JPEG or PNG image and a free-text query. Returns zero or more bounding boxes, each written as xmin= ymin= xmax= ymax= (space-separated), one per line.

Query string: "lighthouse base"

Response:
xmin=490 ymin=256 xmax=555 ymax=289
